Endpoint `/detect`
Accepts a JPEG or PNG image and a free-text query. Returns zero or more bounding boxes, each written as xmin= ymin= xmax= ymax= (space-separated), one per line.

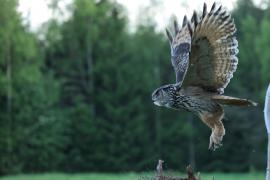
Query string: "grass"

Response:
xmin=0 ymin=172 xmax=265 ymax=180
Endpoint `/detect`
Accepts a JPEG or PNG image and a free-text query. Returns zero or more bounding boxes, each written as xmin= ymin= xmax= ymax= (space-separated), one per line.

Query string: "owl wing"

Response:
xmin=182 ymin=3 xmax=238 ymax=94
xmin=165 ymin=17 xmax=192 ymax=87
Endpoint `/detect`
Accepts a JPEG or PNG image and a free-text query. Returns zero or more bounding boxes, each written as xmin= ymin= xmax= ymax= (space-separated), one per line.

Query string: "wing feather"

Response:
xmin=166 ymin=21 xmax=192 ymax=86
xmin=182 ymin=3 xmax=238 ymax=94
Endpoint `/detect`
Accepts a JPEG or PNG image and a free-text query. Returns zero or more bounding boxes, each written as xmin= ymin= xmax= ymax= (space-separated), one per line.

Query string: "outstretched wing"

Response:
xmin=182 ymin=3 xmax=238 ymax=94
xmin=165 ymin=18 xmax=192 ymax=86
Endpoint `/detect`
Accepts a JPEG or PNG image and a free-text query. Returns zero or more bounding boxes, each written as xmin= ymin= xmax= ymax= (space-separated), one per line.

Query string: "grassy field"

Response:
xmin=0 ymin=172 xmax=265 ymax=180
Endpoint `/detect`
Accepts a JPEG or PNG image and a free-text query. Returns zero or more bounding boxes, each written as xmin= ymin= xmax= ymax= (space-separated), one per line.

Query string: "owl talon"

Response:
xmin=209 ymin=133 xmax=223 ymax=151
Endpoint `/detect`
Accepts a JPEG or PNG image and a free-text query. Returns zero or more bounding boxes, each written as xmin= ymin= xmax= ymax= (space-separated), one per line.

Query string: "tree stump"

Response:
xmin=154 ymin=160 xmax=201 ymax=180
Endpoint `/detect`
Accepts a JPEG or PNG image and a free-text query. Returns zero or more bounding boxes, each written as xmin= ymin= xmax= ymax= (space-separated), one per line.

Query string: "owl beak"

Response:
xmin=153 ymin=101 xmax=162 ymax=106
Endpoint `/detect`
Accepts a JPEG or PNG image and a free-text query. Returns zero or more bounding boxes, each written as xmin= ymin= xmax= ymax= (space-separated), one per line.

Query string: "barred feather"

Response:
xmin=165 ymin=16 xmax=192 ymax=86
xmin=212 ymin=95 xmax=258 ymax=106
xmin=182 ymin=2 xmax=238 ymax=94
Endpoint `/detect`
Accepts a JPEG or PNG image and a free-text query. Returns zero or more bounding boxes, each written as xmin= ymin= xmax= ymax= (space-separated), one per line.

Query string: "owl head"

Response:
xmin=152 ymin=84 xmax=178 ymax=108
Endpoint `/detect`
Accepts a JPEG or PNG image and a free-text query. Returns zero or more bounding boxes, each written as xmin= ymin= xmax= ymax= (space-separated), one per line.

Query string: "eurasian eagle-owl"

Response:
xmin=152 ymin=2 xmax=257 ymax=150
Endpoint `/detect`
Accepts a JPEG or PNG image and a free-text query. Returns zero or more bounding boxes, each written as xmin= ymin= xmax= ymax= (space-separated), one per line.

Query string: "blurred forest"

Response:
xmin=0 ymin=0 xmax=269 ymax=175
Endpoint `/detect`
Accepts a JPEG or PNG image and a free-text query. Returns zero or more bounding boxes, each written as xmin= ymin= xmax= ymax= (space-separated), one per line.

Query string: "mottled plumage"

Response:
xmin=152 ymin=2 xmax=257 ymax=150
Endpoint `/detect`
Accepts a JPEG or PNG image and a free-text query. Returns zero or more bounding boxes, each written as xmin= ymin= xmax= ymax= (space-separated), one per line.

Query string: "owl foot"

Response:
xmin=208 ymin=132 xmax=223 ymax=151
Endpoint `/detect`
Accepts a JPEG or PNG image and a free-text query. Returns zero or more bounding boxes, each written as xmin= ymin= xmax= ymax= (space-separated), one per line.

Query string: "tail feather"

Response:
xmin=212 ymin=95 xmax=258 ymax=106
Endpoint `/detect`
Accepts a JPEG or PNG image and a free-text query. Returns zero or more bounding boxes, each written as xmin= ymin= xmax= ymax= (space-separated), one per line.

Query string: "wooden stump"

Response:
xmin=154 ymin=160 xmax=201 ymax=180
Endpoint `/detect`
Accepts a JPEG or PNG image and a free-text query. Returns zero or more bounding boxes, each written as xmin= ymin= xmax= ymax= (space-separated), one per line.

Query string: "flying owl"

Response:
xmin=151 ymin=2 xmax=257 ymax=150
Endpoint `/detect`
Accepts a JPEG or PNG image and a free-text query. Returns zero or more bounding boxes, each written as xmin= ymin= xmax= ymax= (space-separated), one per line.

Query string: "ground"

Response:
xmin=0 ymin=172 xmax=265 ymax=180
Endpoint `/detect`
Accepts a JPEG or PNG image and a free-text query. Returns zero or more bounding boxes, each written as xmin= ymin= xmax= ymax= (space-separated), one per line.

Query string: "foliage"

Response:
xmin=0 ymin=0 xmax=269 ymax=175
xmin=0 ymin=172 xmax=265 ymax=180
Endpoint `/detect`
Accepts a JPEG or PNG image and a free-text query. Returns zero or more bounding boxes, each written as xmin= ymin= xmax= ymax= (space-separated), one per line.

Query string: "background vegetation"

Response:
xmin=0 ymin=172 xmax=266 ymax=180
xmin=0 ymin=0 xmax=269 ymax=176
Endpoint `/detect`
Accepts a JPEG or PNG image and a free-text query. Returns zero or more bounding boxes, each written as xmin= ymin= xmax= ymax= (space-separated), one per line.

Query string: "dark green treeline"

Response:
xmin=0 ymin=0 xmax=269 ymax=175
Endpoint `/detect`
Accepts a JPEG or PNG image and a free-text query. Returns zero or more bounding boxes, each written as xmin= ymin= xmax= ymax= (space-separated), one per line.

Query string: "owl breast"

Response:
xmin=173 ymin=93 xmax=219 ymax=114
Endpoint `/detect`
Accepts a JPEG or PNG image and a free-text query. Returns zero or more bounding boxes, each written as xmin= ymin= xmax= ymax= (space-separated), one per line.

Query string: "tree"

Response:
xmin=0 ymin=0 xmax=65 ymax=174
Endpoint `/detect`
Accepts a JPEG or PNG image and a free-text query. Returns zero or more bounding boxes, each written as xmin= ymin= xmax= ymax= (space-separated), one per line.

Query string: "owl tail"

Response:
xmin=212 ymin=95 xmax=258 ymax=106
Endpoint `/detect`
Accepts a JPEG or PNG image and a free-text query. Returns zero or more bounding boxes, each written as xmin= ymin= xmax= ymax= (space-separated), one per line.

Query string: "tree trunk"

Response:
xmin=264 ymin=84 xmax=270 ymax=180
xmin=6 ymin=42 xmax=13 ymax=172
xmin=85 ymin=18 xmax=95 ymax=120
xmin=154 ymin=63 xmax=162 ymax=155
xmin=188 ymin=115 xmax=196 ymax=169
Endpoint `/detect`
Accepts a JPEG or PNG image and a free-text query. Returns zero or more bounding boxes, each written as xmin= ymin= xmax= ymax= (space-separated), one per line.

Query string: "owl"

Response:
xmin=151 ymin=2 xmax=257 ymax=150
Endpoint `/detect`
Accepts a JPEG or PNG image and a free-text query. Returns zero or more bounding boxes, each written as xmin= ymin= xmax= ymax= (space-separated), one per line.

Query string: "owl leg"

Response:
xmin=209 ymin=118 xmax=225 ymax=150
xmin=199 ymin=108 xmax=225 ymax=150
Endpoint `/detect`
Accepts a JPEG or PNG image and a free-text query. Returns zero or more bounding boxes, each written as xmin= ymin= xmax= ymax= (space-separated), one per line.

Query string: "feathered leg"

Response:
xmin=199 ymin=106 xmax=225 ymax=150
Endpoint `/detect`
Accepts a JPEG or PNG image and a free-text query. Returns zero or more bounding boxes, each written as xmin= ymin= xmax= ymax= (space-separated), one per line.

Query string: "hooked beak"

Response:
xmin=153 ymin=101 xmax=162 ymax=106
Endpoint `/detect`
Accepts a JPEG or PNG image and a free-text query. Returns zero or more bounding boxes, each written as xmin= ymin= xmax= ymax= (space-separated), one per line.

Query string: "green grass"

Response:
xmin=0 ymin=172 xmax=265 ymax=180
